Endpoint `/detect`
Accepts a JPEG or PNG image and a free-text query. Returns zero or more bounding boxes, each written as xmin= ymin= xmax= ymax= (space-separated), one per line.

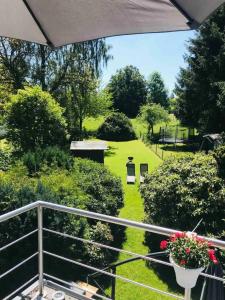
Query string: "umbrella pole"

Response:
xmin=184 ymin=288 xmax=191 ymax=300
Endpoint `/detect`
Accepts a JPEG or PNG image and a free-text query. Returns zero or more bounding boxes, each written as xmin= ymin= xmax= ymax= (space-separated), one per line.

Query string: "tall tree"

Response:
xmin=147 ymin=72 xmax=169 ymax=108
xmin=175 ymin=5 xmax=225 ymax=133
xmin=65 ymin=64 xmax=112 ymax=136
xmin=0 ymin=38 xmax=111 ymax=96
xmin=31 ymin=40 xmax=111 ymax=96
xmin=0 ymin=38 xmax=32 ymax=91
xmin=31 ymin=44 xmax=70 ymax=93
xmin=139 ymin=103 xmax=169 ymax=135
xmin=61 ymin=42 xmax=112 ymax=136
xmin=108 ymin=65 xmax=147 ymax=118
xmin=0 ymin=38 xmax=112 ymax=135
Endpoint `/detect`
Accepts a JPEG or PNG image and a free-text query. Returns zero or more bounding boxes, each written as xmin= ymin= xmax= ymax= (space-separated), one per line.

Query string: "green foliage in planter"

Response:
xmin=5 ymin=86 xmax=67 ymax=152
xmin=140 ymin=154 xmax=225 ymax=239
xmin=161 ymin=232 xmax=218 ymax=268
xmin=97 ymin=112 xmax=136 ymax=141
xmin=22 ymin=146 xmax=73 ymax=175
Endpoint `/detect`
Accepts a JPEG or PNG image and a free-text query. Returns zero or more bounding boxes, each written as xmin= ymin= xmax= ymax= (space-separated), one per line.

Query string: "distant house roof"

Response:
xmin=70 ymin=141 xmax=108 ymax=151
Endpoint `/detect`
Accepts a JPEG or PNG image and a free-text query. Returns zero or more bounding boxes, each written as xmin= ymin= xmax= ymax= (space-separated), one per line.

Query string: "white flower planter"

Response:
xmin=170 ymin=256 xmax=205 ymax=289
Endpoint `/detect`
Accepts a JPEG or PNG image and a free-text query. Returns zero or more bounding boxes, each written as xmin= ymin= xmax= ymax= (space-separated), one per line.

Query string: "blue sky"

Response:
xmin=101 ymin=30 xmax=195 ymax=93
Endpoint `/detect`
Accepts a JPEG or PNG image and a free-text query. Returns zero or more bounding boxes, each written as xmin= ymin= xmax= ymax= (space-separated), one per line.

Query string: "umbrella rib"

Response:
xmin=22 ymin=0 xmax=54 ymax=47
xmin=169 ymin=0 xmax=199 ymax=29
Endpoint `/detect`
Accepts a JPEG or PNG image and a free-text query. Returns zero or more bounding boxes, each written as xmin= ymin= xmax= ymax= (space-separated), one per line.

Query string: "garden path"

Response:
xmin=105 ymin=140 xmax=175 ymax=300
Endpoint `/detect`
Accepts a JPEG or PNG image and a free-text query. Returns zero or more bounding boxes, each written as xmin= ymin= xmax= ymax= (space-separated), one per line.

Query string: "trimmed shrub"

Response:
xmin=22 ymin=146 xmax=73 ymax=175
xmin=141 ymin=154 xmax=225 ymax=239
xmin=6 ymin=86 xmax=67 ymax=152
xmin=97 ymin=112 xmax=136 ymax=141
xmin=73 ymin=158 xmax=124 ymax=216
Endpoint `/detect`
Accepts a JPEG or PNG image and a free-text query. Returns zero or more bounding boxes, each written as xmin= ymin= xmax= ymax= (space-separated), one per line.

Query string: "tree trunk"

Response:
xmin=40 ymin=45 xmax=47 ymax=91
xmin=79 ymin=117 xmax=82 ymax=134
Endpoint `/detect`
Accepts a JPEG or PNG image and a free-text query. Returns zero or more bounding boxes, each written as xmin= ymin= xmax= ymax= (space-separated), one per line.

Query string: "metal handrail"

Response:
xmin=0 ymin=229 xmax=38 ymax=252
xmin=3 ymin=275 xmax=39 ymax=300
xmin=43 ymin=250 xmax=184 ymax=300
xmin=1 ymin=201 xmax=225 ymax=248
xmin=0 ymin=200 xmax=224 ymax=300
xmin=43 ymin=228 xmax=172 ymax=267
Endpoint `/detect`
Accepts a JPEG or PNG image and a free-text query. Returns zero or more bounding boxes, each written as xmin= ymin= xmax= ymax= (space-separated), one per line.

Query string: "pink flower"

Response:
xmin=180 ymin=260 xmax=186 ymax=265
xmin=213 ymin=258 xmax=218 ymax=264
xmin=185 ymin=248 xmax=191 ymax=254
xmin=208 ymin=249 xmax=215 ymax=260
xmin=208 ymin=249 xmax=218 ymax=264
xmin=160 ymin=240 xmax=168 ymax=250
xmin=170 ymin=234 xmax=177 ymax=242
xmin=196 ymin=237 xmax=206 ymax=243
xmin=175 ymin=232 xmax=186 ymax=239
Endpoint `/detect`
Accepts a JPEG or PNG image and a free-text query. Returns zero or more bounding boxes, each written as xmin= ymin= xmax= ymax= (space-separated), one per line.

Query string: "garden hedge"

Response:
xmin=140 ymin=154 xmax=225 ymax=239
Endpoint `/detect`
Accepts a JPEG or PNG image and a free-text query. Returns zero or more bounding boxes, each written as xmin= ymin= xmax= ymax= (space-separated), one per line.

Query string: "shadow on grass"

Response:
xmin=105 ymin=146 xmax=118 ymax=157
xmin=43 ymin=223 xmax=127 ymax=298
xmin=160 ymin=143 xmax=199 ymax=153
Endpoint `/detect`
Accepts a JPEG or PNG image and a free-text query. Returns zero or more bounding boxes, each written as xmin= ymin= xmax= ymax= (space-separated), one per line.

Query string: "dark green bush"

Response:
xmin=97 ymin=112 xmax=136 ymax=141
xmin=73 ymin=158 xmax=124 ymax=216
xmin=140 ymin=154 xmax=225 ymax=239
xmin=22 ymin=146 xmax=73 ymax=175
xmin=0 ymin=149 xmax=12 ymax=171
xmin=0 ymin=124 xmax=7 ymax=139
xmin=0 ymin=157 xmax=124 ymax=272
xmin=213 ymin=144 xmax=225 ymax=179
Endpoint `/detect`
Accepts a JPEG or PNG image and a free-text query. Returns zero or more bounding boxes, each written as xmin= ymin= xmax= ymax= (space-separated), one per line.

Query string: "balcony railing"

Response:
xmin=0 ymin=201 xmax=224 ymax=300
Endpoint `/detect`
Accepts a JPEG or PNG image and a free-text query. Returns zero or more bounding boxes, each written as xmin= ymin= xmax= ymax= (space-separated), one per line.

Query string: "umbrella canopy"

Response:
xmin=0 ymin=0 xmax=224 ymax=47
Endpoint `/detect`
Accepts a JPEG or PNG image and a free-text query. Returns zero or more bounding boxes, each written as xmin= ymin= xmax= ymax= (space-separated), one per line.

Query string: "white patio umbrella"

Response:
xmin=0 ymin=0 xmax=225 ymax=47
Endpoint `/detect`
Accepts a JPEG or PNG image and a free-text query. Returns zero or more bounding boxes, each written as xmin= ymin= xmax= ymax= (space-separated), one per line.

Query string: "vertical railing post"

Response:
xmin=38 ymin=204 xmax=44 ymax=297
xmin=111 ymin=267 xmax=116 ymax=300
xmin=184 ymin=288 xmax=191 ymax=300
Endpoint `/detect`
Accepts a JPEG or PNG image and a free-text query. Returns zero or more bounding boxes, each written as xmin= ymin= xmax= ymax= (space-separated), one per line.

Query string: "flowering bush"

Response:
xmin=160 ymin=232 xmax=218 ymax=269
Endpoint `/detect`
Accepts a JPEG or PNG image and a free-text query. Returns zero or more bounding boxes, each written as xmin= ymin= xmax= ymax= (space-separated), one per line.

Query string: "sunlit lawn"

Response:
xmin=83 ymin=116 xmax=189 ymax=299
xmin=83 ymin=116 xmax=105 ymax=132
xmin=104 ymin=140 xmax=180 ymax=300
xmin=131 ymin=114 xmax=180 ymax=138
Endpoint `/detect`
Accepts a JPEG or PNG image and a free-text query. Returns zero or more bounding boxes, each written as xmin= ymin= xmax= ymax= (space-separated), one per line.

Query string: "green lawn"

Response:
xmin=83 ymin=116 xmax=189 ymax=299
xmin=131 ymin=114 xmax=179 ymax=138
xmin=83 ymin=116 xmax=105 ymax=132
xmin=104 ymin=140 xmax=179 ymax=300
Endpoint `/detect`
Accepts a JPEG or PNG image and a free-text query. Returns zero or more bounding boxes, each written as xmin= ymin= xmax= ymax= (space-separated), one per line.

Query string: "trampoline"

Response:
xmin=159 ymin=137 xmax=184 ymax=144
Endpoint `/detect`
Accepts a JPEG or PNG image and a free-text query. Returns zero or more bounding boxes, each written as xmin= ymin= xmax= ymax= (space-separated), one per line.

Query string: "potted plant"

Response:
xmin=160 ymin=232 xmax=218 ymax=289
